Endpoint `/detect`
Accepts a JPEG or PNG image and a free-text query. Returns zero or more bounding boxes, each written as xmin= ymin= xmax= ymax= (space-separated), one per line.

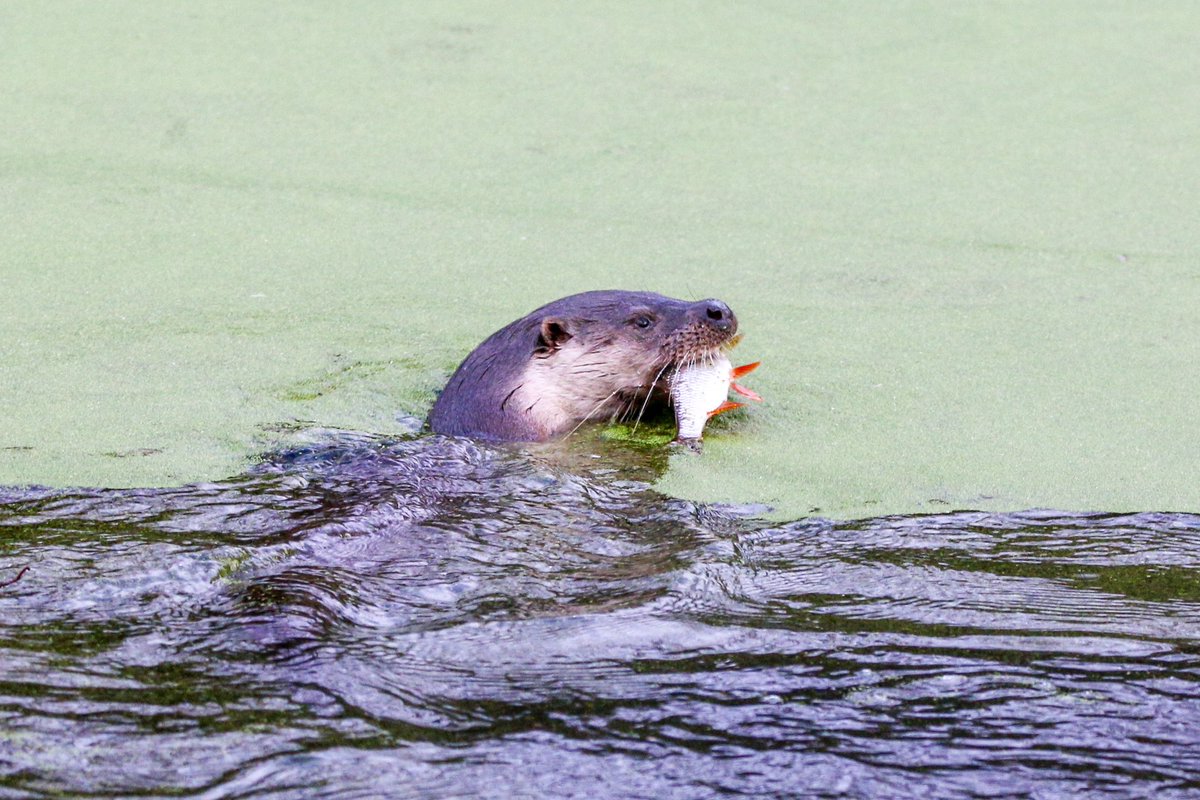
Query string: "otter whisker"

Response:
xmin=630 ymin=360 xmax=673 ymax=435
xmin=564 ymin=386 xmax=625 ymax=439
xmin=614 ymin=394 xmax=638 ymax=424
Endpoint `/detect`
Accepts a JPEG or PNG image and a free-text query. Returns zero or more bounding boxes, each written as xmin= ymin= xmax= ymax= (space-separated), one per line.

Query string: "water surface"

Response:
xmin=4 ymin=2 xmax=1200 ymax=517
xmin=3 ymin=433 xmax=1198 ymax=797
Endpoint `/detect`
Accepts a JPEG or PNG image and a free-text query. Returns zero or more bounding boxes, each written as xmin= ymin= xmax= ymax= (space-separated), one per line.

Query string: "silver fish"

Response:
xmin=670 ymin=353 xmax=735 ymax=442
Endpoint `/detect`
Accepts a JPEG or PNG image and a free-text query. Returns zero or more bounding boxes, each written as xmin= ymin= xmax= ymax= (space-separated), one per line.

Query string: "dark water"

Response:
xmin=2 ymin=432 xmax=1199 ymax=799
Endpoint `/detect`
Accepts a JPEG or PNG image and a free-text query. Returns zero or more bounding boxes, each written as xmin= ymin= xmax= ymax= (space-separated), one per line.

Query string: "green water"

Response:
xmin=3 ymin=2 xmax=1198 ymax=518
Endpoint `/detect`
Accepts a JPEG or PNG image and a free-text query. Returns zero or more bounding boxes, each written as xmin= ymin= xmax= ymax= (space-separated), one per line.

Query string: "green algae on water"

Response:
xmin=3 ymin=2 xmax=1200 ymax=518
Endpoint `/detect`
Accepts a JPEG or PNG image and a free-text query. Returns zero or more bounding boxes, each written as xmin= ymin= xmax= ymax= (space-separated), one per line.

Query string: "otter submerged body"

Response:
xmin=428 ymin=291 xmax=739 ymax=442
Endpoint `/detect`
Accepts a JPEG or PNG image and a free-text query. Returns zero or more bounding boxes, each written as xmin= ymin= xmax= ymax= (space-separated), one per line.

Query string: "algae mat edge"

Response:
xmin=2 ymin=2 xmax=1198 ymax=518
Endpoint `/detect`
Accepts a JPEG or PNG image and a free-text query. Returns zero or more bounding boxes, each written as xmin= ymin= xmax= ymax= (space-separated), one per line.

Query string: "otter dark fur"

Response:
xmin=428 ymin=290 xmax=738 ymax=441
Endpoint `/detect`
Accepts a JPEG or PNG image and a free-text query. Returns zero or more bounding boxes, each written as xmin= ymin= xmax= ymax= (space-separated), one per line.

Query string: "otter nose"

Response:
xmin=701 ymin=299 xmax=737 ymax=334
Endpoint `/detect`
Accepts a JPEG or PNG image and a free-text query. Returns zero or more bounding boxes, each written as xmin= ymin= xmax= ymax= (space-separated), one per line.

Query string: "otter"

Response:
xmin=428 ymin=290 xmax=738 ymax=441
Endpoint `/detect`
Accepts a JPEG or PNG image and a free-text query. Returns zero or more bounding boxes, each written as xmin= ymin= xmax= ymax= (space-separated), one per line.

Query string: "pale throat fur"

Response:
xmin=502 ymin=323 xmax=668 ymax=439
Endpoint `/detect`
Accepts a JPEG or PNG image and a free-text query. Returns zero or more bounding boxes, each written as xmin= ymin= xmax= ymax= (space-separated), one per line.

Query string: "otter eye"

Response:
xmin=634 ymin=315 xmax=653 ymax=329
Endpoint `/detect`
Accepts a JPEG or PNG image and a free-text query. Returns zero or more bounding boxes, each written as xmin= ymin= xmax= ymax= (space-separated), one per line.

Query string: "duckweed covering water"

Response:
xmin=3 ymin=2 xmax=1198 ymax=517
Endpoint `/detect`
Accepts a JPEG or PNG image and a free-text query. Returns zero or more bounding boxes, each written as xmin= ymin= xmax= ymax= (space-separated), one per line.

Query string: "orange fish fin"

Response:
xmin=707 ymin=401 xmax=744 ymax=418
xmin=731 ymin=361 xmax=760 ymax=379
xmin=731 ymin=383 xmax=763 ymax=402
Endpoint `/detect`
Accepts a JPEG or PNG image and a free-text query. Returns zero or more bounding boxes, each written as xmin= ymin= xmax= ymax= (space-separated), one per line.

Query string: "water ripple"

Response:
xmin=3 ymin=435 xmax=1200 ymax=797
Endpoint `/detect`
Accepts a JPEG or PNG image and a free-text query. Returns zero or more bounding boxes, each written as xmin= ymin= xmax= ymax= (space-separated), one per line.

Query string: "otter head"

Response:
xmin=428 ymin=290 xmax=738 ymax=441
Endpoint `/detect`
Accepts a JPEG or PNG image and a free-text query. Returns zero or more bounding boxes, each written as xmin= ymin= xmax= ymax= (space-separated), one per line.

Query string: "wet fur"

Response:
xmin=429 ymin=290 xmax=736 ymax=441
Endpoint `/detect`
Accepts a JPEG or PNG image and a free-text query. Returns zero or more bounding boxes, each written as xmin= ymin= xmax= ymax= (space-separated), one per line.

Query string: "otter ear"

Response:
xmin=536 ymin=317 xmax=573 ymax=354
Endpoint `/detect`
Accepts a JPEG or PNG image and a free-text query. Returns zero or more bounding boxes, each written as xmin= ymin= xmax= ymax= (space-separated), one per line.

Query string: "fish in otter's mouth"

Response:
xmin=668 ymin=338 xmax=762 ymax=445
xmin=427 ymin=290 xmax=760 ymax=443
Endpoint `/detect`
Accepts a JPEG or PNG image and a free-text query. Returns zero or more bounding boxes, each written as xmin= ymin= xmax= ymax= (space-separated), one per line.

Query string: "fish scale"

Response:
xmin=670 ymin=354 xmax=735 ymax=441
